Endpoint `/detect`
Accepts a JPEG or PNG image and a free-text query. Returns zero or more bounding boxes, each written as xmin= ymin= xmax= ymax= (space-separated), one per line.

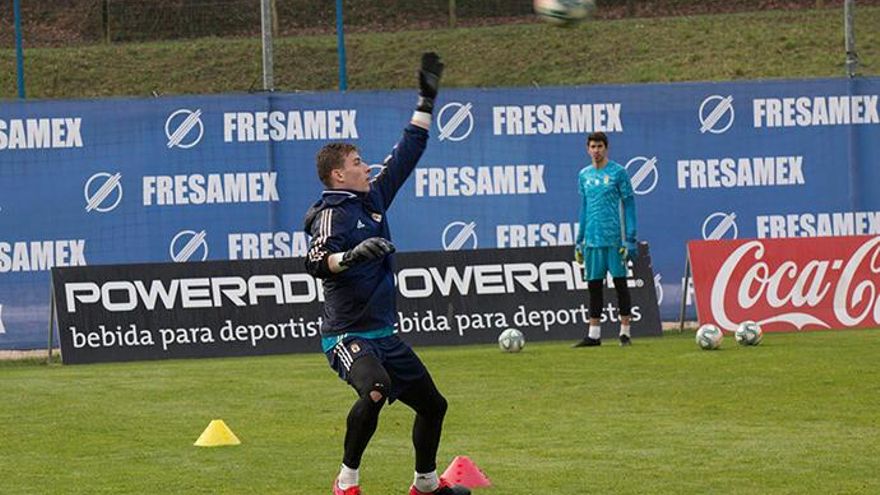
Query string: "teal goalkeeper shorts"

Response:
xmin=584 ymin=246 xmax=627 ymax=281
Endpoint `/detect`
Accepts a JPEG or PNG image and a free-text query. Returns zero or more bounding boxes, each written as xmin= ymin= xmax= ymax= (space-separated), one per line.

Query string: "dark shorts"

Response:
xmin=325 ymin=334 xmax=428 ymax=402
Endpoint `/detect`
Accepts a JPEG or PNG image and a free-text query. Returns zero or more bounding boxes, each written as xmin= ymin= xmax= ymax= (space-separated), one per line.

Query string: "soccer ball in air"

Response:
xmin=695 ymin=324 xmax=723 ymax=350
xmin=498 ymin=328 xmax=525 ymax=353
xmin=735 ymin=321 xmax=763 ymax=346
xmin=534 ymin=0 xmax=595 ymax=26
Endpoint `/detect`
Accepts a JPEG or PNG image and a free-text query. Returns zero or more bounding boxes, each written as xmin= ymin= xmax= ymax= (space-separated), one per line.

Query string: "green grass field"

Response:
xmin=2 ymin=7 xmax=879 ymax=99
xmin=2 ymin=329 xmax=878 ymax=494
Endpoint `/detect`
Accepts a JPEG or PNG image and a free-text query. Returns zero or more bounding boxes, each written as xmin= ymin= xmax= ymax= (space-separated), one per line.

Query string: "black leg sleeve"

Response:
xmin=613 ymin=277 xmax=632 ymax=317
xmin=397 ymin=372 xmax=448 ymax=473
xmin=342 ymin=355 xmax=391 ymax=469
xmin=588 ymin=279 xmax=604 ymax=319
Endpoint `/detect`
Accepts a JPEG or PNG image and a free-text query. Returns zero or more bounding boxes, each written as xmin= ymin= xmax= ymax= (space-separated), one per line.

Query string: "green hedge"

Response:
xmin=0 ymin=0 xmax=863 ymax=46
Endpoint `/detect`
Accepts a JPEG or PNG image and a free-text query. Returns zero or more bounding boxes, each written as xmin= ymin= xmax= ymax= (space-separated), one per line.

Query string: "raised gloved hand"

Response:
xmin=340 ymin=237 xmax=396 ymax=268
xmin=620 ymin=239 xmax=638 ymax=262
xmin=417 ymin=52 xmax=444 ymax=113
xmin=574 ymin=243 xmax=584 ymax=265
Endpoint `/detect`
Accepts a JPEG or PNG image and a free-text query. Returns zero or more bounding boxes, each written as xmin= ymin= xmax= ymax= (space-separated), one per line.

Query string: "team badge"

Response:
xmin=371 ymin=213 xmax=382 ymax=223
xmin=350 ymin=343 xmax=361 ymax=354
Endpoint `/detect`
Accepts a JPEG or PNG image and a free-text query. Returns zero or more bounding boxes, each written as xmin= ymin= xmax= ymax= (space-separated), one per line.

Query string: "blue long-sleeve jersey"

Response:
xmin=575 ymin=160 xmax=637 ymax=248
xmin=303 ymin=124 xmax=428 ymax=337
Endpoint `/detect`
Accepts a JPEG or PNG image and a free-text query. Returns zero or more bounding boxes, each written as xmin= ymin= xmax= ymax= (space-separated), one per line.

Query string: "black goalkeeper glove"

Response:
xmin=574 ymin=243 xmax=584 ymax=265
xmin=417 ymin=52 xmax=444 ymax=113
xmin=340 ymin=237 xmax=396 ymax=268
xmin=620 ymin=239 xmax=638 ymax=263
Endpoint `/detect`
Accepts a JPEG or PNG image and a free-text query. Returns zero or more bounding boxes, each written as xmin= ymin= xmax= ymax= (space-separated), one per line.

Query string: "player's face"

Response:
xmin=338 ymin=151 xmax=371 ymax=192
xmin=587 ymin=140 xmax=607 ymax=164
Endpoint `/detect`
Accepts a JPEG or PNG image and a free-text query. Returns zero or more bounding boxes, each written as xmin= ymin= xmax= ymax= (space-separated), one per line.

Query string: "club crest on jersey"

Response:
xmin=371 ymin=213 xmax=382 ymax=223
xmin=350 ymin=343 xmax=361 ymax=354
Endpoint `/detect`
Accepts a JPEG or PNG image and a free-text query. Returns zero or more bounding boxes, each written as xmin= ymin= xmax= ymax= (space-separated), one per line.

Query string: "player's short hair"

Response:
xmin=316 ymin=142 xmax=358 ymax=188
xmin=587 ymin=131 xmax=608 ymax=147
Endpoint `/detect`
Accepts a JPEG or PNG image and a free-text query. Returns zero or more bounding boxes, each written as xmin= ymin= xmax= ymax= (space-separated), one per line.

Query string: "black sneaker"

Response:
xmin=410 ymin=478 xmax=471 ymax=495
xmin=434 ymin=484 xmax=470 ymax=495
xmin=619 ymin=334 xmax=632 ymax=346
xmin=572 ymin=337 xmax=601 ymax=348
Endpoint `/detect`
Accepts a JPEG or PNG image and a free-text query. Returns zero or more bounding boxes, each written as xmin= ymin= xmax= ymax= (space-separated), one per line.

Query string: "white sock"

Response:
xmin=620 ymin=323 xmax=631 ymax=338
xmin=414 ymin=470 xmax=439 ymax=492
xmin=337 ymin=464 xmax=359 ymax=489
xmin=588 ymin=325 xmax=601 ymax=340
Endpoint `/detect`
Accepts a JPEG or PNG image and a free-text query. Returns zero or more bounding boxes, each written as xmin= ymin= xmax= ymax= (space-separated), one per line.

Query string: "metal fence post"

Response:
xmin=678 ymin=251 xmax=691 ymax=333
xmin=844 ymin=0 xmax=858 ymax=78
xmin=336 ymin=0 xmax=348 ymax=91
xmin=47 ymin=282 xmax=56 ymax=364
xmin=14 ymin=0 xmax=26 ymax=98
xmin=449 ymin=0 xmax=457 ymax=28
xmin=261 ymin=0 xmax=275 ymax=91
xmin=103 ymin=0 xmax=111 ymax=43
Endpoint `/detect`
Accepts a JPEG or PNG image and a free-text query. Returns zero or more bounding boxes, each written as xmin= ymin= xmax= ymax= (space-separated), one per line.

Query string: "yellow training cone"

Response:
xmin=194 ymin=419 xmax=241 ymax=447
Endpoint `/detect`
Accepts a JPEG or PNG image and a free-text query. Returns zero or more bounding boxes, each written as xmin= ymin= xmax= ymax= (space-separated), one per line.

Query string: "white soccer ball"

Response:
xmin=534 ymin=0 xmax=595 ymax=26
xmin=498 ymin=328 xmax=525 ymax=353
xmin=735 ymin=321 xmax=763 ymax=346
xmin=696 ymin=323 xmax=723 ymax=350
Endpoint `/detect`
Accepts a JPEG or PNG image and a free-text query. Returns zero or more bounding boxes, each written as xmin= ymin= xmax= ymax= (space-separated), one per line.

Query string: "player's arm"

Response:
xmin=575 ymin=173 xmax=586 ymax=264
xmin=371 ymin=52 xmax=444 ymax=209
xmin=619 ymin=169 xmax=638 ymax=259
xmin=305 ymin=208 xmax=349 ymax=278
xmin=305 ymin=208 xmax=396 ymax=277
xmin=622 ymin=196 xmax=637 ymax=242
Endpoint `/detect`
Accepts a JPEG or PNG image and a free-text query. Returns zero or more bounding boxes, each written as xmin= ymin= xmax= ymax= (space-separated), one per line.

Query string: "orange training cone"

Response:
xmin=194 ymin=419 xmax=241 ymax=447
xmin=441 ymin=456 xmax=491 ymax=488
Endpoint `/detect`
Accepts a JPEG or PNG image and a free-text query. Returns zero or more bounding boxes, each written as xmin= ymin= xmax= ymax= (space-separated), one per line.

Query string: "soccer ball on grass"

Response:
xmin=498 ymin=328 xmax=525 ymax=353
xmin=735 ymin=321 xmax=763 ymax=346
xmin=695 ymin=323 xmax=723 ymax=350
xmin=534 ymin=0 xmax=596 ymax=26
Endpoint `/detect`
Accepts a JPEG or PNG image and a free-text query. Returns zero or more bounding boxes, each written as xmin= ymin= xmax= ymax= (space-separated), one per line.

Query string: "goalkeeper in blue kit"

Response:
xmin=573 ymin=131 xmax=638 ymax=347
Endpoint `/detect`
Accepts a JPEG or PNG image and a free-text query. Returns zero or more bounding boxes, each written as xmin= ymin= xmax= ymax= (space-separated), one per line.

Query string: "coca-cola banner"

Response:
xmin=688 ymin=236 xmax=880 ymax=332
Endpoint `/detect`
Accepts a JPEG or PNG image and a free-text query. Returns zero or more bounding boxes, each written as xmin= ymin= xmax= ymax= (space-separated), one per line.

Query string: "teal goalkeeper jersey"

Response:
xmin=576 ymin=160 xmax=637 ymax=248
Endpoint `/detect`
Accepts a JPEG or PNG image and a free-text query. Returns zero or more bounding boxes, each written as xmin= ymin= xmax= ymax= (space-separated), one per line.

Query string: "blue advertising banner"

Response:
xmin=2 ymin=77 xmax=879 ymax=348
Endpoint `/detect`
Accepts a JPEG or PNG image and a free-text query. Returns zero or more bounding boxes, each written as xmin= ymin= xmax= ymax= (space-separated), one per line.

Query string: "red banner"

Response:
xmin=688 ymin=236 xmax=880 ymax=332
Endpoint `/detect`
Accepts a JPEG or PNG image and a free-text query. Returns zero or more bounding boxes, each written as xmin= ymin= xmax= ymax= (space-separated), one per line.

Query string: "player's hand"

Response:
xmin=574 ymin=244 xmax=584 ymax=265
xmin=341 ymin=237 xmax=396 ymax=267
xmin=417 ymin=52 xmax=444 ymax=113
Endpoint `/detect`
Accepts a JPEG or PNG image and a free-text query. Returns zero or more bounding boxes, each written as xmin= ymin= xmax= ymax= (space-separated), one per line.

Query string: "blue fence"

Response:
xmin=1 ymin=77 xmax=878 ymax=349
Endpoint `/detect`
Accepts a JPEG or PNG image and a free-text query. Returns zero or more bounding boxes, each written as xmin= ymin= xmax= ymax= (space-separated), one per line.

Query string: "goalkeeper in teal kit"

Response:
xmin=573 ymin=131 xmax=638 ymax=347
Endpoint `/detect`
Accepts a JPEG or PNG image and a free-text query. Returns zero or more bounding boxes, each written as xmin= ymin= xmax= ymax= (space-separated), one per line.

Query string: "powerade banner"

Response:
xmin=3 ymin=77 xmax=879 ymax=348
xmin=688 ymin=236 xmax=880 ymax=333
xmin=52 ymin=245 xmax=661 ymax=364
